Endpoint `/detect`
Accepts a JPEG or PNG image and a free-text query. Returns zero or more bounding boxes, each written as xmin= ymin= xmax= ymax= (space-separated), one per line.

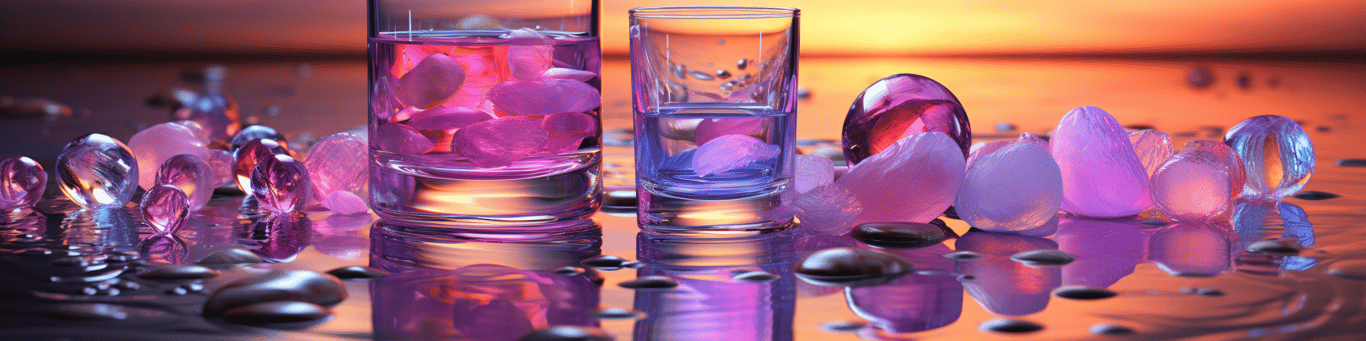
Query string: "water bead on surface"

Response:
xmin=303 ymin=132 xmax=368 ymax=200
xmin=452 ymin=116 xmax=549 ymax=168
xmin=56 ymin=133 xmax=140 ymax=208
xmin=230 ymin=125 xmax=288 ymax=152
xmin=250 ymin=154 xmax=312 ymax=213
xmin=1151 ymin=151 xmax=1233 ymax=222
xmin=395 ymin=53 xmax=467 ymax=109
xmin=0 ymin=156 xmax=46 ymax=211
xmin=1128 ymin=129 xmax=1174 ymax=177
xmin=1223 ymin=115 xmax=1315 ymax=199
xmin=127 ymin=122 xmax=210 ymax=190
xmin=1050 ymin=106 xmax=1151 ymax=218
xmin=154 ymin=154 xmax=214 ymax=211
xmin=140 ymin=185 xmax=190 ymax=235
xmin=842 ymin=74 xmax=971 ymax=164
xmin=836 ymin=132 xmax=966 ymax=225
xmin=234 ymin=139 xmax=291 ymax=193
xmin=955 ymin=143 xmax=1063 ymax=232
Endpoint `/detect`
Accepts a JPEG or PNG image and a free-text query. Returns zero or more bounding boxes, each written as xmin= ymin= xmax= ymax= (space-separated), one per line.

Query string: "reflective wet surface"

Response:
xmin=2 ymin=57 xmax=1366 ymax=340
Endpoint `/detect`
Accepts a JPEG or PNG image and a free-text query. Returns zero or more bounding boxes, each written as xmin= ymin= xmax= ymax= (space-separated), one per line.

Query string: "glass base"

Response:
xmin=370 ymin=156 xmax=601 ymax=229
xmin=637 ymin=183 xmax=796 ymax=236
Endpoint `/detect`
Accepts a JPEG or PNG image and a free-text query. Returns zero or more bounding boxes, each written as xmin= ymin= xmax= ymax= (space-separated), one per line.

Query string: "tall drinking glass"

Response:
xmin=630 ymin=7 xmax=800 ymax=234
xmin=368 ymin=0 xmax=602 ymax=228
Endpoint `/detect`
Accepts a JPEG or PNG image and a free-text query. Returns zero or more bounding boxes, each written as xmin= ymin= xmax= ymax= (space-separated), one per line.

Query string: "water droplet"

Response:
xmin=1010 ymin=249 xmax=1075 ymax=266
xmin=689 ymin=69 xmax=715 ymax=81
xmin=715 ymin=69 xmax=732 ymax=79
xmin=618 ymin=275 xmax=678 ymax=289
xmin=325 ymin=266 xmax=388 ymax=281
xmin=820 ymin=320 xmax=866 ymax=332
xmin=979 ymin=318 xmax=1044 ymax=333
xmin=736 ymin=59 xmax=748 ymax=70
xmin=851 ymin=222 xmax=950 ymax=249
xmin=1052 ymin=286 xmax=1118 ymax=300
xmin=167 ymin=287 xmax=189 ymax=295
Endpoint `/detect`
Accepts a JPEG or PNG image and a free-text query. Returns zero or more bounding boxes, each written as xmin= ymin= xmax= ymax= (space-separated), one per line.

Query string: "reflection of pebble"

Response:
xmin=1010 ymin=249 xmax=1075 ymax=266
xmin=1090 ymin=323 xmax=1135 ymax=335
xmin=592 ymin=307 xmax=643 ymax=320
xmin=1336 ymin=159 xmax=1366 ymax=167
xmin=326 ymin=266 xmax=389 ymax=281
xmin=1245 ymin=240 xmax=1301 ymax=256
xmin=820 ymin=320 xmax=866 ymax=332
xmin=1326 ymin=260 xmax=1366 ymax=280
xmin=943 ymin=251 xmax=983 ymax=260
xmin=618 ymin=276 xmax=678 ymax=289
xmin=732 ymin=270 xmax=779 ymax=283
xmin=581 ymin=255 xmax=629 ymax=270
xmin=221 ymin=301 xmax=332 ymax=325
xmin=979 ymin=318 xmax=1044 ymax=333
xmin=1052 ymin=286 xmax=1118 ymax=300
xmin=1187 ymin=66 xmax=1215 ymax=89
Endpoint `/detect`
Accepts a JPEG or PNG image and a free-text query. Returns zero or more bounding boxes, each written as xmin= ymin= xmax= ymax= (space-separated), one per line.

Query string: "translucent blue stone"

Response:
xmin=1223 ymin=115 xmax=1314 ymax=199
xmin=56 ymin=133 xmax=140 ymax=208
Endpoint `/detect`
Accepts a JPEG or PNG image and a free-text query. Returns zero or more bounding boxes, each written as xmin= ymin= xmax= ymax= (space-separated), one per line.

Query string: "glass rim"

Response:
xmin=629 ymin=6 xmax=799 ymax=19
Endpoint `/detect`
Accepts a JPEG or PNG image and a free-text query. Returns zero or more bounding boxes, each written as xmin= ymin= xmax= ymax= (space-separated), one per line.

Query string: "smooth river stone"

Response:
xmin=234 ymin=139 xmax=291 ymax=192
xmin=251 ymin=154 xmax=311 ymax=213
xmin=851 ymin=222 xmax=950 ymax=248
xmin=196 ymin=248 xmax=266 ymax=266
xmin=837 ymin=132 xmax=966 ymax=225
xmin=453 ymin=116 xmax=548 ymax=168
xmin=795 ymin=184 xmax=863 ymax=235
xmin=488 ymin=79 xmax=600 ymax=117
xmin=56 ymin=133 xmax=140 ymax=208
xmin=304 ymin=132 xmax=368 ymax=200
xmin=794 ymin=154 xmax=835 ymax=194
xmin=1182 ymin=140 xmax=1246 ymax=199
xmin=128 ymin=122 xmax=210 ymax=190
xmin=955 ymin=143 xmax=1063 ymax=232
xmin=1223 ymin=115 xmax=1315 ymax=199
xmin=795 ymin=247 xmax=914 ymax=287
xmin=405 ymin=107 xmax=493 ymax=131
xmin=396 ymin=53 xmax=467 ymax=109
xmin=542 ymin=111 xmax=597 ymax=154
xmin=230 ymin=125 xmax=287 ymax=152
xmin=375 ymin=123 xmax=434 ymax=155
xmin=691 ymin=134 xmax=781 ymax=177
xmin=1128 ymin=129 xmax=1174 ymax=177
xmin=0 ymin=156 xmax=46 ymax=211
xmin=203 ymin=270 xmax=347 ymax=316
xmin=1151 ymin=151 xmax=1233 ymax=222
xmin=842 ymin=74 xmax=971 ymax=164
xmin=1050 ymin=106 xmax=1151 ymax=218
xmin=140 ymin=185 xmax=189 ymax=234
xmin=155 ymin=154 xmax=214 ymax=211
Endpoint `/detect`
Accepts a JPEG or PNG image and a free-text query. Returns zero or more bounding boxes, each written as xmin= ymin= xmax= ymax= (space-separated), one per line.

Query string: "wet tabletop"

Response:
xmin=2 ymin=57 xmax=1366 ymax=340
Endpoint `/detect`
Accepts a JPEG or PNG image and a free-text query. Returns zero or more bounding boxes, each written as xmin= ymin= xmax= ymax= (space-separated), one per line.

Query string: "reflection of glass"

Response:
xmin=954 ymin=230 xmax=1061 ymax=316
xmin=1230 ymin=200 xmax=1318 ymax=274
xmin=846 ymin=244 xmax=961 ymax=334
xmin=1054 ymin=217 xmax=1150 ymax=287
xmin=236 ymin=212 xmax=311 ymax=263
xmin=1148 ymin=222 xmax=1235 ymax=277
xmin=62 ymin=207 xmax=138 ymax=252
xmin=369 ymin=219 xmax=602 ymax=272
xmin=311 ymin=213 xmax=373 ymax=260
xmin=632 ymin=231 xmax=796 ymax=340
xmin=138 ymin=234 xmax=188 ymax=265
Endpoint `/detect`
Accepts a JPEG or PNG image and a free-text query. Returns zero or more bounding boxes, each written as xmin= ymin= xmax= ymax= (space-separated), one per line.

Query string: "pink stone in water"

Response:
xmin=795 ymin=184 xmax=864 ymax=235
xmin=0 ymin=156 xmax=46 ymax=211
xmin=836 ymin=132 xmax=965 ymax=225
xmin=955 ymin=143 xmax=1063 ymax=232
xmin=304 ymin=132 xmax=368 ymax=201
xmin=56 ymin=133 xmax=140 ymax=208
xmin=508 ymin=45 xmax=552 ymax=80
xmin=1182 ymin=140 xmax=1245 ymax=199
xmin=404 ymin=107 xmax=493 ymax=131
xmin=1050 ymin=106 xmax=1151 ymax=218
xmin=375 ymin=123 xmax=434 ymax=156
xmin=691 ymin=134 xmax=781 ymax=177
xmin=1150 ymin=150 xmax=1232 ymax=222
xmin=488 ymin=79 xmax=600 ymax=117
xmin=206 ymin=150 xmax=235 ymax=187
xmin=542 ymin=68 xmax=597 ymax=82
xmin=794 ymin=154 xmax=834 ymax=194
xmin=128 ymin=122 xmax=210 ymax=190
xmin=1129 ymin=129 xmax=1174 ymax=177
xmin=695 ymin=117 xmax=767 ymax=146
xmin=322 ymin=191 xmax=369 ymax=215
xmin=234 ymin=139 xmax=292 ymax=192
xmin=842 ymin=74 xmax=971 ymax=164
xmin=453 ymin=116 xmax=548 ymax=168
xmin=396 ymin=53 xmax=467 ymax=109
xmin=542 ymin=112 xmax=597 ymax=154
xmin=140 ymin=185 xmax=190 ymax=234
xmin=154 ymin=154 xmax=214 ymax=211
xmin=251 ymin=154 xmax=311 ymax=213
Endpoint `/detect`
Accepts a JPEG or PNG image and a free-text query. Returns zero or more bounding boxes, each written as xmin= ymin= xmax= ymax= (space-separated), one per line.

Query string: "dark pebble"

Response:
xmin=195 ymin=248 xmax=266 ymax=266
xmin=553 ymin=266 xmax=586 ymax=276
xmin=1010 ymin=250 xmax=1075 ymax=266
xmin=852 ymin=222 xmax=949 ymax=249
xmin=731 ymin=270 xmax=779 ymax=283
xmin=1336 ymin=159 xmax=1366 ymax=167
xmin=958 ymin=274 xmax=976 ymax=281
xmin=820 ymin=320 xmax=866 ymax=332
xmin=621 ymin=261 xmax=645 ymax=269
xmin=618 ymin=276 xmax=678 ymax=290
xmin=1326 ymin=260 xmax=1366 ymax=281
xmin=1246 ymin=240 xmax=1301 ymax=256
xmin=1187 ymin=66 xmax=1215 ymax=89
xmin=203 ymin=270 xmax=347 ymax=316
xmin=979 ymin=318 xmax=1044 ymax=333
xmin=1196 ymin=288 xmax=1224 ymax=297
xmin=1236 ymin=72 xmax=1252 ymax=89
xmin=1090 ymin=323 xmax=1135 ymax=335
xmin=517 ymin=325 xmax=613 ymax=341
xmin=221 ymin=301 xmax=332 ymax=325
xmin=326 ymin=266 xmax=389 ymax=281
xmin=581 ymin=255 xmax=629 ymax=270
xmin=1052 ymin=286 xmax=1118 ymax=300
xmin=943 ymin=251 xmax=983 ymax=260
xmin=43 ymin=303 xmax=129 ymax=320
xmin=797 ymin=87 xmax=811 ymax=100
xmin=1125 ymin=124 xmax=1157 ymax=130
xmin=1292 ymin=191 xmax=1339 ymax=200
xmin=592 ymin=307 xmax=642 ymax=320
xmin=137 ymin=265 xmax=220 ymax=280
xmin=795 ymin=247 xmax=914 ymax=287
xmin=603 ymin=190 xmax=637 ymax=209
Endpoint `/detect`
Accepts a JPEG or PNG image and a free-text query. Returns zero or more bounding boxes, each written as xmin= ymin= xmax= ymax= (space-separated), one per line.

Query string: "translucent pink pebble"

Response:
xmin=691 ymin=134 xmax=781 ymax=177
xmin=1050 ymin=106 xmax=1151 ymax=218
xmin=836 ymin=132 xmax=965 ymax=225
xmin=322 ymin=191 xmax=369 ymax=215
xmin=405 ymin=107 xmax=493 ymax=131
xmin=542 ymin=112 xmax=597 ymax=154
xmin=128 ymin=122 xmax=210 ymax=190
xmin=1150 ymin=150 xmax=1232 ymax=222
xmin=508 ymin=45 xmax=552 ymax=80
xmin=695 ymin=117 xmax=767 ymax=146
xmin=374 ymin=123 xmax=434 ymax=155
xmin=795 ymin=184 xmax=864 ymax=235
xmin=794 ymin=154 xmax=835 ymax=194
xmin=843 ymin=74 xmax=972 ymax=164
xmin=140 ymin=185 xmax=189 ymax=235
xmin=1182 ymin=140 xmax=1245 ymax=199
xmin=1128 ymin=129 xmax=1174 ymax=177
xmin=56 ymin=133 xmax=140 ymax=208
xmin=251 ymin=154 xmax=312 ymax=213
xmin=154 ymin=154 xmax=214 ymax=211
xmin=488 ymin=79 xmax=600 ymax=117
xmin=541 ymin=68 xmax=597 ymax=82
xmin=453 ymin=117 xmax=549 ymax=168
xmin=233 ymin=139 xmax=291 ymax=192
xmin=0 ymin=156 xmax=46 ymax=211
xmin=304 ymin=132 xmax=368 ymax=200
xmin=955 ymin=143 xmax=1063 ymax=232
xmin=395 ymin=53 xmax=467 ymax=109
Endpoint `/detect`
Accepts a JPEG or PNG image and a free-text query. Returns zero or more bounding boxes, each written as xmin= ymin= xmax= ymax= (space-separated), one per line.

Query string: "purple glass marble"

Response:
xmin=1050 ymin=106 xmax=1151 ymax=218
xmin=56 ymin=133 xmax=140 ymax=208
xmin=842 ymin=74 xmax=971 ymax=165
xmin=836 ymin=132 xmax=966 ymax=225
xmin=233 ymin=139 xmax=292 ymax=192
xmin=1151 ymin=151 xmax=1234 ymax=222
xmin=1223 ymin=115 xmax=1315 ymax=199
xmin=206 ymin=149 xmax=236 ymax=187
xmin=0 ymin=156 xmax=46 ymax=212
xmin=230 ymin=125 xmax=288 ymax=152
xmin=304 ymin=132 xmax=368 ymax=201
xmin=155 ymin=154 xmax=214 ymax=211
xmin=955 ymin=143 xmax=1063 ymax=233
xmin=250 ymin=154 xmax=312 ymax=213
xmin=127 ymin=122 xmax=211 ymax=190
xmin=140 ymin=185 xmax=190 ymax=235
